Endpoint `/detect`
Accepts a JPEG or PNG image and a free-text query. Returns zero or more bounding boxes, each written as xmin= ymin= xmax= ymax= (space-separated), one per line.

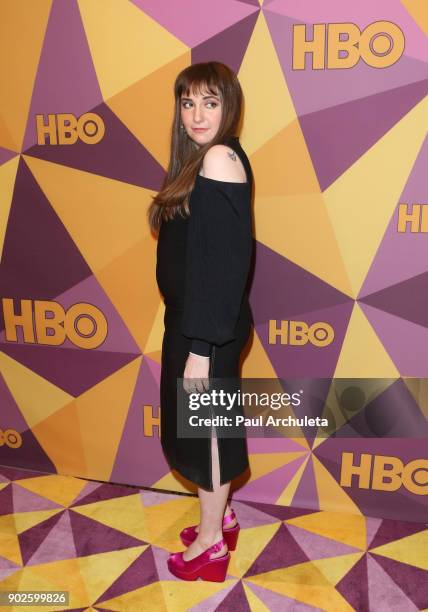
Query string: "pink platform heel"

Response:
xmin=179 ymin=509 xmax=240 ymax=551
xmin=167 ymin=538 xmax=230 ymax=582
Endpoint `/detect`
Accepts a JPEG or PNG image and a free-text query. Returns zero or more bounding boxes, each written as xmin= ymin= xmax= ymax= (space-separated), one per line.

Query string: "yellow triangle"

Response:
xmin=152 ymin=470 xmax=198 ymax=495
xmin=0 ymin=351 xmax=73 ymax=428
xmin=241 ymin=327 xmax=280 ymax=378
xmin=0 ymin=514 xmax=22 ymax=565
xmin=71 ymin=492 xmax=150 ymax=542
xmin=229 ymin=522 xmax=281 ymax=578
xmin=324 ymin=95 xmax=428 ymax=296
xmin=250 ymin=120 xmax=321 ymax=196
xmin=159 ymin=579 xmax=236 ymax=611
xmin=370 ymin=530 xmax=428 ymax=570
xmin=16 ymin=474 xmax=86 ymax=508
xmin=0 ymin=1 xmax=50 ymax=149
xmin=275 ymin=454 xmax=310 ymax=505
xmin=401 ymin=0 xmax=428 ymax=35
xmin=74 ymin=356 xmax=142 ymax=481
xmin=23 ymin=155 xmax=154 ymax=272
xmin=102 ymin=581 xmax=167 ymax=611
xmin=238 ymin=12 xmax=297 ymax=155
xmin=143 ymin=299 xmax=165 ymax=356
xmin=108 ymin=51 xmax=191 ymax=170
xmin=76 ymin=546 xmax=147 ymax=603
xmin=78 ymin=0 xmax=188 ymax=100
xmin=243 ymin=582 xmax=270 ymax=610
xmin=0 ymin=155 xmax=19 ymax=260
xmin=96 ymin=237 xmax=159 ymax=354
xmin=23 ymin=558 xmax=89 ymax=607
xmin=253 ymin=194 xmax=353 ymax=296
xmin=334 ymin=302 xmax=400 ymax=378
xmin=312 ymin=552 xmax=365 ymax=586
xmin=285 ymin=509 xmax=366 ymax=550
xmin=312 ymin=454 xmax=363 ymax=515
xmin=404 ymin=377 xmax=428 ymax=420
xmin=246 ymin=562 xmax=354 ymax=611
xmin=14 ymin=507 xmax=64 ymax=535
xmin=249 ymin=452 xmax=308 ymax=482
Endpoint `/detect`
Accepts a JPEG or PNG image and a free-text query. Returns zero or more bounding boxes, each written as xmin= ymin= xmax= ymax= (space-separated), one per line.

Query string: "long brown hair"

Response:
xmin=147 ymin=62 xmax=243 ymax=234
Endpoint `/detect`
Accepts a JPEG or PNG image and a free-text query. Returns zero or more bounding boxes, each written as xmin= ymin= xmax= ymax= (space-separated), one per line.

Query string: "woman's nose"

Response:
xmin=193 ymin=104 xmax=203 ymax=122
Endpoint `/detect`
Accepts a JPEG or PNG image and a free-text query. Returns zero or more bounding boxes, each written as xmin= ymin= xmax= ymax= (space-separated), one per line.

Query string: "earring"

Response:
xmin=180 ymin=123 xmax=185 ymax=129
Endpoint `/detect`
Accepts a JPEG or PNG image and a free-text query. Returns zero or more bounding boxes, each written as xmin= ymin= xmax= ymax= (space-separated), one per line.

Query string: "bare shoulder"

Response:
xmin=201 ymin=144 xmax=247 ymax=183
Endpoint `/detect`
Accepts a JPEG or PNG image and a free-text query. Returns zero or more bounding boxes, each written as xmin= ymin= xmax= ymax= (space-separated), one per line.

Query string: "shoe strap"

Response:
xmin=223 ymin=509 xmax=236 ymax=527
xmin=210 ymin=538 xmax=227 ymax=554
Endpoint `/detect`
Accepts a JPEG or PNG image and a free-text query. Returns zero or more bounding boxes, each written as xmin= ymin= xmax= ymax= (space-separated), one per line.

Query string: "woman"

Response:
xmin=148 ymin=61 xmax=254 ymax=582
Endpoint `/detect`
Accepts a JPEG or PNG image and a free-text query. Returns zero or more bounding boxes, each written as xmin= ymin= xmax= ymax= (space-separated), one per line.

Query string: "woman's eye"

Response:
xmin=206 ymin=102 xmax=218 ymax=108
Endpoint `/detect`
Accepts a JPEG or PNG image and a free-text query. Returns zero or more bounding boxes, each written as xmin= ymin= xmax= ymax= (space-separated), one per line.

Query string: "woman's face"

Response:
xmin=180 ymin=85 xmax=222 ymax=147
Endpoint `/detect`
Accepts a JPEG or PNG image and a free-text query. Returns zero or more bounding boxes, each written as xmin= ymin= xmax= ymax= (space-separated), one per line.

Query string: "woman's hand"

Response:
xmin=183 ymin=353 xmax=210 ymax=393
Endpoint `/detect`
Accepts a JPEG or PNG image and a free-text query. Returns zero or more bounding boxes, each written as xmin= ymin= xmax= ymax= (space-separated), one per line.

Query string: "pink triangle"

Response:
xmin=368 ymin=554 xmax=418 ymax=611
xmin=359 ymin=303 xmax=428 ymax=376
xmin=246 ymin=581 xmax=323 ymax=611
xmin=22 ymin=0 xmax=102 ymax=150
xmin=291 ymin=456 xmax=320 ymax=510
xmin=26 ymin=511 xmax=76 ymax=565
xmin=131 ymin=0 xmax=259 ymax=47
xmin=233 ymin=454 xmax=307 ymax=504
xmin=12 ymin=483 xmax=62 ymax=513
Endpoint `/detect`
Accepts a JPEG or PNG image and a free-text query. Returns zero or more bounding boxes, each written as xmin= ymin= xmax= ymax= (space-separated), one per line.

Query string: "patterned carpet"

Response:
xmin=0 ymin=466 xmax=427 ymax=611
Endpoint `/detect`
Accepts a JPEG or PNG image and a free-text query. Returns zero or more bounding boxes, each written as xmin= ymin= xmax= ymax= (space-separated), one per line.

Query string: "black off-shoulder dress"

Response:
xmin=156 ymin=136 xmax=254 ymax=491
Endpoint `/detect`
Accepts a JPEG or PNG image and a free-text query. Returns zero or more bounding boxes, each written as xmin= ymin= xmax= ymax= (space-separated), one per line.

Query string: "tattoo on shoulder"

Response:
xmin=227 ymin=150 xmax=237 ymax=162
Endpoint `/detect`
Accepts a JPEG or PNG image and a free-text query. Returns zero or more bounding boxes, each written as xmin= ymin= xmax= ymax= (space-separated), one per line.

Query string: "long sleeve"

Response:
xmin=181 ymin=176 xmax=253 ymax=347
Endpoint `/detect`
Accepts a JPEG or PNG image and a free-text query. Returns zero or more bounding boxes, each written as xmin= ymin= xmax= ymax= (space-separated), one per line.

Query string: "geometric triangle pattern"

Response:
xmin=1 ymin=1 xmax=428 ymax=524
xmin=0 ymin=466 xmax=427 ymax=611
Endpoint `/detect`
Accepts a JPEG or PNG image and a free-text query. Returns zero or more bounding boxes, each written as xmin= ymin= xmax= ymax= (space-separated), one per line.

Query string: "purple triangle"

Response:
xmin=292 ymin=458 xmax=320 ymax=511
xmin=370 ymin=552 xmax=428 ymax=610
xmin=250 ymin=241 xmax=354 ymax=377
xmin=0 ymin=427 xmax=56 ymax=476
xmin=360 ymin=137 xmax=428 ymax=297
xmin=190 ymin=583 xmax=237 ymax=612
xmin=234 ymin=454 xmax=307 ymax=504
xmin=0 ymin=375 xmax=32 ymax=433
xmin=0 ymin=556 xmax=21 ymax=582
xmin=264 ymin=10 xmax=428 ymax=117
xmin=72 ymin=482 xmax=136 ymax=508
xmin=26 ymin=511 xmax=76 ymax=566
xmin=25 ymin=102 xmax=165 ymax=190
xmin=0 ymin=157 xmax=92 ymax=325
xmin=0 ymin=343 xmax=138 ymax=397
xmin=69 ymin=510 xmax=146 ymax=557
xmin=359 ymin=302 xmax=428 ymax=376
xmin=216 ymin=581 xmax=251 ymax=611
xmin=239 ymin=499 xmax=318 ymax=522
xmin=369 ymin=517 xmax=428 ymax=550
xmin=251 ymin=242 xmax=351 ymax=324
xmin=298 ymin=79 xmax=428 ymax=191
xmin=111 ymin=358 xmax=170 ymax=487
xmin=12 ymin=482 xmax=61 ymax=513
xmin=0 ymin=465 xmax=47 ymax=481
xmin=336 ymin=554 xmax=369 ymax=611
xmin=359 ymin=271 xmax=428 ymax=328
xmin=192 ymin=11 xmax=259 ymax=75
xmin=19 ymin=510 xmax=65 ymax=565
xmin=0 ymin=147 xmax=17 ymax=165
xmin=0 ymin=486 xmax=13 ymax=517
xmin=94 ymin=546 xmax=159 ymax=604
xmin=131 ymin=0 xmax=259 ymax=47
xmin=22 ymin=0 xmax=102 ymax=150
xmin=246 ymin=581 xmax=325 ymax=611
xmin=367 ymin=554 xmax=419 ymax=612
xmin=244 ymin=523 xmax=310 ymax=577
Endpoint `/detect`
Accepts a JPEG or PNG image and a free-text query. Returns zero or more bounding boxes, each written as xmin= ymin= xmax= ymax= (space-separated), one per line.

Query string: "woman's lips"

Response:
xmin=192 ymin=128 xmax=208 ymax=132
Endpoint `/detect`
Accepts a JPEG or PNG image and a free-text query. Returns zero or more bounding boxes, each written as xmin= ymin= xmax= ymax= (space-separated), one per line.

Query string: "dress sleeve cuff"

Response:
xmin=189 ymin=338 xmax=212 ymax=357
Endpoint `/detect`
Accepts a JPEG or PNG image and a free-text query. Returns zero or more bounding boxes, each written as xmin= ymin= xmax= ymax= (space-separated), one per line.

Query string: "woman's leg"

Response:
xmin=183 ymin=432 xmax=231 ymax=560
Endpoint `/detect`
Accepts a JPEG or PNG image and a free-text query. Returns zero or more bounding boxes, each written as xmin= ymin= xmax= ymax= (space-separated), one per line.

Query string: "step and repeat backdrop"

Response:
xmin=1 ymin=0 xmax=427 ymax=522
